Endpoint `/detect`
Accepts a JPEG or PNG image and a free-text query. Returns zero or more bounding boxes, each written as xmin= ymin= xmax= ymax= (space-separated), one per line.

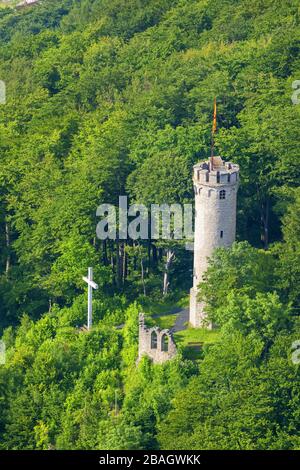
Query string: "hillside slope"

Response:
xmin=0 ymin=0 xmax=299 ymax=450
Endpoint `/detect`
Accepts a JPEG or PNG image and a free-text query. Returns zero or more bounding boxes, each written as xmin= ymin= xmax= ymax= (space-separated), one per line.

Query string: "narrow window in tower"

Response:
xmin=220 ymin=189 xmax=226 ymax=199
xmin=228 ymin=174 xmax=231 ymax=182
xmin=220 ymin=230 xmax=223 ymax=238
xmin=217 ymin=171 xmax=220 ymax=183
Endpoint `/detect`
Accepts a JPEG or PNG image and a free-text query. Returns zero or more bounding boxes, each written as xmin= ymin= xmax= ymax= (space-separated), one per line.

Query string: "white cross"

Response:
xmin=82 ymin=267 xmax=98 ymax=330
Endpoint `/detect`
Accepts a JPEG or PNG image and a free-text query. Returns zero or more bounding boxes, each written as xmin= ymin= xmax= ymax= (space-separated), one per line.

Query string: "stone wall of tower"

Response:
xmin=190 ymin=157 xmax=239 ymax=327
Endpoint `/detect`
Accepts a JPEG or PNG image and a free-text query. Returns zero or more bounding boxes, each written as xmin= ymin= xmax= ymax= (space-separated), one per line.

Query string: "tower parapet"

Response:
xmin=193 ymin=157 xmax=239 ymax=186
xmin=190 ymin=156 xmax=240 ymax=327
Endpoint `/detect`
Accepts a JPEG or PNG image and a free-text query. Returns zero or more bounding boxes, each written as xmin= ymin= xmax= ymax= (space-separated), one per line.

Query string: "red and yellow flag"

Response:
xmin=212 ymin=97 xmax=217 ymax=134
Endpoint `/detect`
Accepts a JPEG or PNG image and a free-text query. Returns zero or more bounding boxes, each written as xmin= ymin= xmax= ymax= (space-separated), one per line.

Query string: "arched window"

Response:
xmin=161 ymin=334 xmax=169 ymax=352
xmin=151 ymin=331 xmax=157 ymax=349
xmin=216 ymin=171 xmax=220 ymax=183
xmin=220 ymin=190 xmax=226 ymax=200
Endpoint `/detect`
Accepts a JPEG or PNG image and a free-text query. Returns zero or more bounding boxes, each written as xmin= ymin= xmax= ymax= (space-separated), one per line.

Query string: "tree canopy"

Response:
xmin=0 ymin=0 xmax=299 ymax=450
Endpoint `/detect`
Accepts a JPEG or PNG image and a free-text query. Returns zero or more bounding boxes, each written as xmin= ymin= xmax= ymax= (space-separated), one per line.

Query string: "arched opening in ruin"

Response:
xmin=151 ymin=331 xmax=158 ymax=349
xmin=161 ymin=334 xmax=169 ymax=352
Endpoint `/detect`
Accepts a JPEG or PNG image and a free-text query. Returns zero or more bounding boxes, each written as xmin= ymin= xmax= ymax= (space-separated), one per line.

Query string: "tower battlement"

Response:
xmin=193 ymin=157 xmax=239 ymax=186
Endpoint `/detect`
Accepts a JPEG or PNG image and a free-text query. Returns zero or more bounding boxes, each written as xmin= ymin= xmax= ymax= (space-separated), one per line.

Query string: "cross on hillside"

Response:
xmin=82 ymin=267 xmax=98 ymax=331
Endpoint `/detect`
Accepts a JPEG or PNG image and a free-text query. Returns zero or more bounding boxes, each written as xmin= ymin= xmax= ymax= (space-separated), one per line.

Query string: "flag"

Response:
xmin=212 ymin=97 xmax=217 ymax=133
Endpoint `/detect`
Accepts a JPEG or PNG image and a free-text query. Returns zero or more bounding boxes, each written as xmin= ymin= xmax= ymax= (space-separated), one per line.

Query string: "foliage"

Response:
xmin=0 ymin=0 xmax=299 ymax=451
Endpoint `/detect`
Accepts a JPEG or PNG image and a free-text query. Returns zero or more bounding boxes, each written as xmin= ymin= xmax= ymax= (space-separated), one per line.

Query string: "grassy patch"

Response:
xmin=174 ymin=327 xmax=220 ymax=346
xmin=144 ymin=313 xmax=178 ymax=329
xmin=141 ymin=294 xmax=189 ymax=317
xmin=154 ymin=313 xmax=178 ymax=329
xmin=0 ymin=1 xmax=15 ymax=7
xmin=175 ymin=327 xmax=220 ymax=360
xmin=140 ymin=294 xmax=188 ymax=330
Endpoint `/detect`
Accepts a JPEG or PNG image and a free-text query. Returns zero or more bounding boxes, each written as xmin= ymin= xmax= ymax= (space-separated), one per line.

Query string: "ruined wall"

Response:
xmin=138 ymin=313 xmax=177 ymax=364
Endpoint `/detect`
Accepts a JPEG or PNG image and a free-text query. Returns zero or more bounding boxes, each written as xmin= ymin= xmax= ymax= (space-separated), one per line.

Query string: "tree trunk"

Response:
xmin=141 ymin=256 xmax=146 ymax=296
xmin=5 ymin=221 xmax=10 ymax=276
xmin=115 ymin=241 xmax=121 ymax=288
xmin=138 ymin=243 xmax=147 ymax=296
xmin=138 ymin=243 xmax=146 ymax=296
xmin=163 ymin=249 xmax=175 ymax=296
xmin=260 ymin=197 xmax=269 ymax=250
xmin=152 ymin=243 xmax=157 ymax=265
xmin=147 ymin=238 xmax=151 ymax=273
xmin=122 ymin=242 xmax=127 ymax=284
xmin=103 ymin=239 xmax=108 ymax=265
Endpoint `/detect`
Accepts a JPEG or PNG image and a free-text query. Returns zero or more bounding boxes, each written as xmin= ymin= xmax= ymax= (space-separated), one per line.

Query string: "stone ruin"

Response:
xmin=138 ymin=313 xmax=177 ymax=364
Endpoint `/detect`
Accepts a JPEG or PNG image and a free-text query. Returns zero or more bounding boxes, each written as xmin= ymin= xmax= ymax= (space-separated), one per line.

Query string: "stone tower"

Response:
xmin=189 ymin=155 xmax=240 ymax=327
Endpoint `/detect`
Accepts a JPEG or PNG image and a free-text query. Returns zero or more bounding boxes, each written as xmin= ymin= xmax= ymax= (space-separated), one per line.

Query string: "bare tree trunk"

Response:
xmin=152 ymin=243 xmax=157 ymax=265
xmin=163 ymin=249 xmax=175 ymax=296
xmin=111 ymin=246 xmax=114 ymax=283
xmin=141 ymin=256 xmax=146 ymax=296
xmin=5 ymin=221 xmax=10 ymax=276
xmin=137 ymin=243 xmax=146 ymax=296
xmin=115 ymin=240 xmax=121 ymax=288
xmin=122 ymin=242 xmax=127 ymax=285
xmin=103 ymin=239 xmax=108 ymax=265
xmin=260 ymin=197 xmax=269 ymax=250
xmin=146 ymin=238 xmax=150 ymax=274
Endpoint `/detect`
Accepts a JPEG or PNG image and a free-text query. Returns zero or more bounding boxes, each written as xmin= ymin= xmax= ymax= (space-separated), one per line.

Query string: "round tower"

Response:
xmin=189 ymin=156 xmax=240 ymax=327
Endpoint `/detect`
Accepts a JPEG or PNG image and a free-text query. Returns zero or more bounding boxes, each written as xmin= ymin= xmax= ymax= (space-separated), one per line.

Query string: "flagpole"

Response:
xmin=210 ymin=97 xmax=217 ymax=170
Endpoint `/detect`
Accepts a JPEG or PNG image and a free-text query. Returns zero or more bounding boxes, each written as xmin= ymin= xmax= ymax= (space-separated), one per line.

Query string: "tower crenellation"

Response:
xmin=190 ymin=155 xmax=240 ymax=327
xmin=193 ymin=157 xmax=239 ymax=186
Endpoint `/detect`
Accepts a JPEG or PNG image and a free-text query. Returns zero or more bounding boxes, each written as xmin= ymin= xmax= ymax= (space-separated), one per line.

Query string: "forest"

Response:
xmin=0 ymin=0 xmax=300 ymax=450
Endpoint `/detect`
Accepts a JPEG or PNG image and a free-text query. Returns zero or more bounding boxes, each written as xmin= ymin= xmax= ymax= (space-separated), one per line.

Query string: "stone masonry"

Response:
xmin=190 ymin=155 xmax=240 ymax=327
xmin=138 ymin=313 xmax=177 ymax=364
